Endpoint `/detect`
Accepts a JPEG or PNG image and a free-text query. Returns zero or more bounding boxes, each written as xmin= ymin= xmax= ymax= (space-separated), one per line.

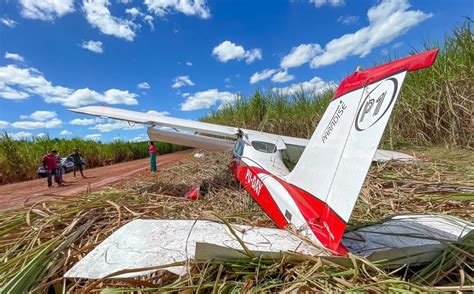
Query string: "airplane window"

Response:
xmin=233 ymin=139 xmax=245 ymax=157
xmin=251 ymin=141 xmax=277 ymax=153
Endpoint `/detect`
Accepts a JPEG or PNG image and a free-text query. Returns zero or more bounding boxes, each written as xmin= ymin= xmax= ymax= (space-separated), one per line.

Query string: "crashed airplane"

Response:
xmin=72 ymin=49 xmax=445 ymax=253
xmin=66 ymin=49 xmax=474 ymax=279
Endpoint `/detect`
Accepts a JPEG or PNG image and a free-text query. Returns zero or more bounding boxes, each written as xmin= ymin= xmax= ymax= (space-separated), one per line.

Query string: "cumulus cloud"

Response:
xmin=172 ymin=76 xmax=194 ymax=89
xmin=212 ymin=41 xmax=262 ymax=64
xmin=186 ymin=61 xmax=192 ymax=66
xmin=20 ymin=110 xmax=57 ymax=121
xmin=250 ymin=69 xmax=277 ymax=84
xmin=85 ymin=133 xmax=101 ymax=141
xmin=147 ymin=110 xmax=170 ymax=116
xmin=125 ymin=7 xmax=143 ymax=18
xmin=310 ymin=0 xmax=432 ymax=68
xmin=83 ymin=0 xmax=137 ymax=41
xmin=181 ymin=89 xmax=236 ymax=111
xmin=70 ymin=118 xmax=96 ymax=125
xmin=310 ymin=0 xmax=345 ymax=8
xmin=280 ymin=44 xmax=322 ymax=69
xmin=4 ymin=52 xmax=25 ymax=62
xmin=144 ymin=15 xmax=155 ymax=30
xmin=81 ymin=40 xmax=104 ymax=53
xmin=337 ymin=15 xmax=359 ymax=25
xmin=7 ymin=131 xmax=33 ymax=140
xmin=89 ymin=119 xmax=143 ymax=132
xmin=275 ymin=76 xmax=335 ymax=94
xmin=137 ymin=82 xmax=151 ymax=89
xmin=0 ymin=120 xmax=9 ymax=128
xmin=0 ymin=18 xmax=17 ymax=28
xmin=19 ymin=0 xmax=75 ymax=21
xmin=11 ymin=118 xmax=62 ymax=129
xmin=60 ymin=130 xmax=73 ymax=136
xmin=271 ymin=70 xmax=294 ymax=83
xmin=144 ymin=0 xmax=211 ymax=19
xmin=0 ymin=64 xmax=139 ymax=106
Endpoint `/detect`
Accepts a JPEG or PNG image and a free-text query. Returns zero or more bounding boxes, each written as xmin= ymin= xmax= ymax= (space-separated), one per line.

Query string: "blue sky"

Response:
xmin=0 ymin=0 xmax=472 ymax=142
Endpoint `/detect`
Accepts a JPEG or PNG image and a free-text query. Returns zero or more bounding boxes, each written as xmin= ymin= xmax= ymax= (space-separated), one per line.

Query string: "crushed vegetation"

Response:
xmin=1 ymin=149 xmax=472 ymax=292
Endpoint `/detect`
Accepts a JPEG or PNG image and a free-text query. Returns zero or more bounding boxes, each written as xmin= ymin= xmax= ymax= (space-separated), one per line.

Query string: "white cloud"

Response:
xmin=83 ymin=0 xmax=137 ymax=41
xmin=130 ymin=135 xmax=146 ymax=142
xmin=90 ymin=119 xmax=143 ymax=132
xmin=7 ymin=131 xmax=33 ymax=140
xmin=172 ymin=76 xmax=194 ymax=89
xmin=35 ymin=132 xmax=48 ymax=139
xmin=0 ymin=18 xmax=17 ymax=28
xmin=181 ymin=89 xmax=236 ymax=111
xmin=81 ymin=40 xmax=104 ymax=53
xmin=186 ymin=61 xmax=192 ymax=66
xmin=70 ymin=118 xmax=96 ymax=125
xmin=49 ymin=88 xmax=139 ymax=107
xmin=4 ymin=52 xmax=25 ymax=62
xmin=144 ymin=0 xmax=211 ymax=19
xmin=118 ymin=0 xmax=133 ymax=3
xmin=275 ymin=76 xmax=335 ymax=94
xmin=137 ymin=82 xmax=151 ymax=89
xmin=0 ymin=64 xmax=139 ymax=106
xmin=0 ymin=120 xmax=9 ymax=128
xmin=250 ymin=69 xmax=275 ymax=84
xmin=310 ymin=0 xmax=345 ymax=8
xmin=280 ymin=44 xmax=322 ymax=69
xmin=125 ymin=7 xmax=143 ymax=18
xmin=144 ymin=15 xmax=154 ymax=30
xmin=310 ymin=0 xmax=432 ymax=68
xmin=212 ymin=41 xmax=262 ymax=64
xmin=271 ymin=70 xmax=294 ymax=83
xmin=60 ymin=130 xmax=72 ymax=136
xmin=20 ymin=110 xmax=57 ymax=121
xmin=337 ymin=15 xmax=359 ymax=25
xmin=11 ymin=118 xmax=63 ymax=129
xmin=147 ymin=110 xmax=170 ymax=116
xmin=19 ymin=0 xmax=75 ymax=21
xmin=85 ymin=133 xmax=101 ymax=141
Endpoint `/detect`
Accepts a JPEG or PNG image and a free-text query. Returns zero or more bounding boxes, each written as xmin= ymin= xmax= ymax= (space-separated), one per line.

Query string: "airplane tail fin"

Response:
xmin=285 ymin=49 xmax=438 ymax=251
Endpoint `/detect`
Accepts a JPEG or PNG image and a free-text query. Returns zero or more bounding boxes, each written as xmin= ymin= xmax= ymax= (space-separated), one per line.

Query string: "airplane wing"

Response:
xmin=70 ymin=106 xmax=239 ymax=138
xmin=71 ymin=106 xmax=414 ymax=161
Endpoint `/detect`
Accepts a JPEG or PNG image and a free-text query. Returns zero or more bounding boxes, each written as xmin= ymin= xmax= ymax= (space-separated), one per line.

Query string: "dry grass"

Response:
xmin=1 ymin=148 xmax=472 ymax=292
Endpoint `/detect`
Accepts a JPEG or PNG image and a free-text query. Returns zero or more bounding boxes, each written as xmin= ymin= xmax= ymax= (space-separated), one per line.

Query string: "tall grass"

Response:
xmin=204 ymin=20 xmax=473 ymax=148
xmin=0 ymin=134 xmax=184 ymax=184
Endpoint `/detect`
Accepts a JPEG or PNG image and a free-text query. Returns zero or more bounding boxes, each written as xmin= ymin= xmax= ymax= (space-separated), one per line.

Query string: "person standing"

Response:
xmin=148 ymin=141 xmax=157 ymax=172
xmin=69 ymin=148 xmax=86 ymax=178
xmin=42 ymin=150 xmax=63 ymax=188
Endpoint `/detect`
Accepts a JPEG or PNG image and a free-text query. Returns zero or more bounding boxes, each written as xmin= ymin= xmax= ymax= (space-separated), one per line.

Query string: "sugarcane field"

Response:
xmin=0 ymin=1 xmax=473 ymax=293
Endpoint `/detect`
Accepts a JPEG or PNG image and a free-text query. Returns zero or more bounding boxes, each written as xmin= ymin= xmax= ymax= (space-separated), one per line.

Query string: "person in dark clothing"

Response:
xmin=42 ymin=149 xmax=63 ymax=188
xmin=69 ymin=148 xmax=86 ymax=178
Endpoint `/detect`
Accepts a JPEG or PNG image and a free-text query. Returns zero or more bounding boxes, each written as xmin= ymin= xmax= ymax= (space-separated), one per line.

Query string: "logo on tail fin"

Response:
xmin=355 ymin=77 xmax=398 ymax=131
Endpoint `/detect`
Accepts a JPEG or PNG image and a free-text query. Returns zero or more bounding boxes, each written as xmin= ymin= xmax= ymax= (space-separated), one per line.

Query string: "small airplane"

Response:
xmin=71 ymin=49 xmax=439 ymax=255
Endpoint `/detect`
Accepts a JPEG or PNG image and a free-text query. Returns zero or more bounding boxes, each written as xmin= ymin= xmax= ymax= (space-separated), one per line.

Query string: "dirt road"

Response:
xmin=0 ymin=150 xmax=192 ymax=211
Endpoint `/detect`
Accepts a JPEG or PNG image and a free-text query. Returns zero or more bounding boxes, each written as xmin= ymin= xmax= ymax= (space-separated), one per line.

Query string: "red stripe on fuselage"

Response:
xmin=232 ymin=159 xmax=348 ymax=254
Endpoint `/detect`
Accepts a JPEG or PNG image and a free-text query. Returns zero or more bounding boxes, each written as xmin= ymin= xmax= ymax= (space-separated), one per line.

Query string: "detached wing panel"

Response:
xmin=70 ymin=106 xmax=239 ymax=138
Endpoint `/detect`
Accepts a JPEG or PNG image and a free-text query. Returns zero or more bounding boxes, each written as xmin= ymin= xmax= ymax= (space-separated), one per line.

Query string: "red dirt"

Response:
xmin=0 ymin=150 xmax=192 ymax=211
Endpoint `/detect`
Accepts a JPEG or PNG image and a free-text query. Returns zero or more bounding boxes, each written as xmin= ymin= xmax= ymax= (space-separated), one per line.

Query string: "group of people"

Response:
xmin=42 ymin=142 xmax=158 ymax=188
xmin=42 ymin=148 xmax=86 ymax=188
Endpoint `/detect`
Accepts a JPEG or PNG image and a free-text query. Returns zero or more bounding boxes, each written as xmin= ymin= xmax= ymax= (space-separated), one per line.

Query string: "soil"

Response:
xmin=0 ymin=150 xmax=192 ymax=211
